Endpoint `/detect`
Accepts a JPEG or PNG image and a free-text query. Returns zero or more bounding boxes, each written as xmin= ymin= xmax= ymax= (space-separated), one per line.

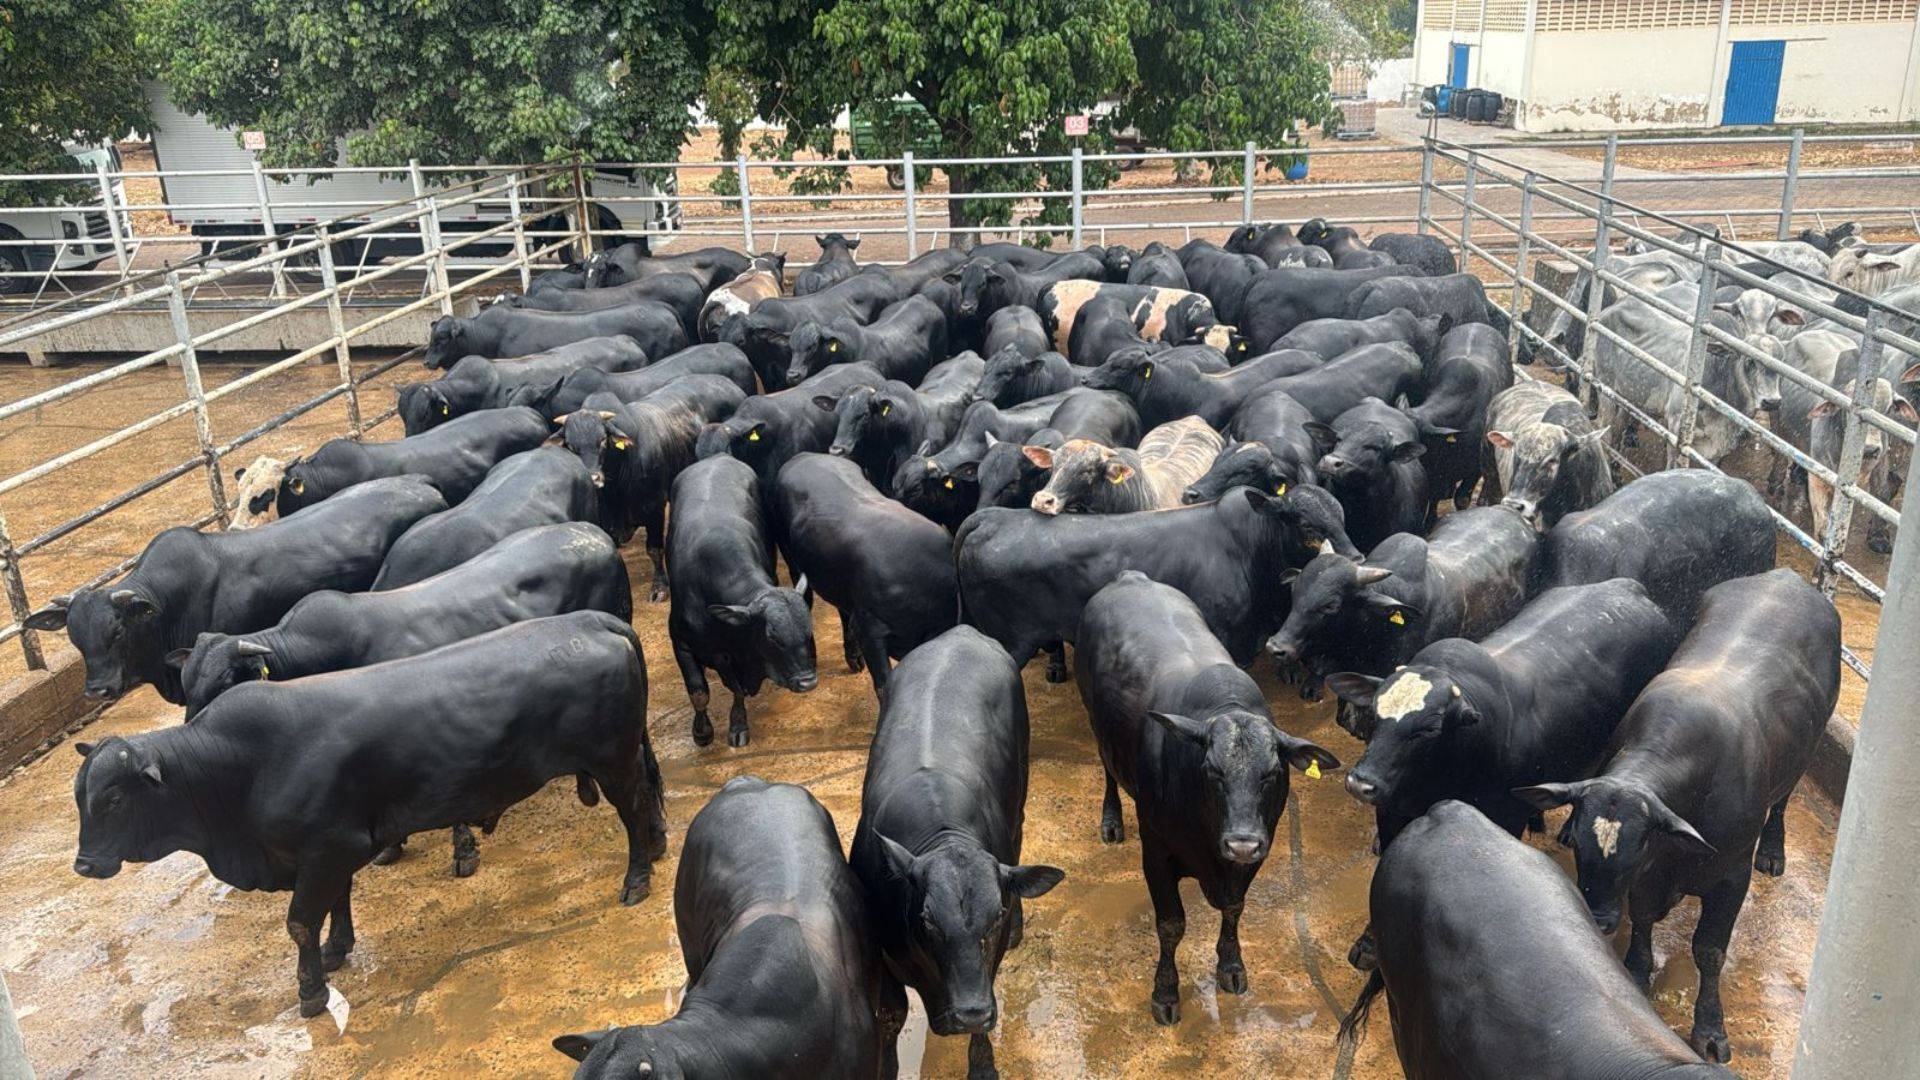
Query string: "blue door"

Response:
xmin=1723 ymin=40 xmax=1784 ymax=125
xmin=1450 ymin=44 xmax=1471 ymax=89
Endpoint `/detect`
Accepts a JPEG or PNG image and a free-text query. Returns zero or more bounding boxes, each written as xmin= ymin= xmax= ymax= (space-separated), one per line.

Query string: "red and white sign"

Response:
xmin=241 ymin=131 xmax=267 ymax=152
xmin=1062 ymin=114 xmax=1090 ymax=137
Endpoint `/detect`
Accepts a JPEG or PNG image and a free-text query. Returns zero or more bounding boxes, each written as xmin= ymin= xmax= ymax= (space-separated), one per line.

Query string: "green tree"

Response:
xmin=140 ymin=0 xmax=712 ymax=171
xmin=0 ymin=0 xmax=150 ymax=206
xmin=1323 ymin=0 xmax=1416 ymax=63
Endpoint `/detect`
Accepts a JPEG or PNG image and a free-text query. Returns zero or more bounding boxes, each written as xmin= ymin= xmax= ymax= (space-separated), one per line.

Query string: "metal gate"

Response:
xmin=1724 ymin=39 xmax=1785 ymax=125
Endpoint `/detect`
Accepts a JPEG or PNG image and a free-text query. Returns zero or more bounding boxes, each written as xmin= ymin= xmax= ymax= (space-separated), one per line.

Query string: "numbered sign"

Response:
xmin=1063 ymin=115 xmax=1090 ymax=137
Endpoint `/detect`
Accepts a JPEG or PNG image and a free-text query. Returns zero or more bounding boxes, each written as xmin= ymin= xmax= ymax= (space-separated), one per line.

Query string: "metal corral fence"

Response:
xmin=1422 ymin=133 xmax=1920 ymax=680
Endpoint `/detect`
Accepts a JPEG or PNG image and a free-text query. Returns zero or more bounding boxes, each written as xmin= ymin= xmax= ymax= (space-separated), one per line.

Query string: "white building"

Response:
xmin=1414 ymin=0 xmax=1920 ymax=131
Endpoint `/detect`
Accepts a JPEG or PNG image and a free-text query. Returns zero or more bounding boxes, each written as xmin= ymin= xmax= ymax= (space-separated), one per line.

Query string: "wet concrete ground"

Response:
xmin=0 ymin=541 xmax=1839 ymax=1079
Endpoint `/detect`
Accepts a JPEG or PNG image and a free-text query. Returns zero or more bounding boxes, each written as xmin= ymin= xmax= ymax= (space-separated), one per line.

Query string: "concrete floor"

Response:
xmin=0 ymin=540 xmax=1839 ymax=1079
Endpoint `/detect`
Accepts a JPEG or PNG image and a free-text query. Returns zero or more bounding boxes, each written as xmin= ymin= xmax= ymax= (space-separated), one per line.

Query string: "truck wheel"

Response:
xmin=0 ymin=226 xmax=33 ymax=296
xmin=885 ymin=165 xmax=906 ymax=190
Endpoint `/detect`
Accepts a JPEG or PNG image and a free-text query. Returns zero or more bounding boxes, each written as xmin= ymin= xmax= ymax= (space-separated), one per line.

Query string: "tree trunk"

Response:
xmin=945 ymin=165 xmax=983 ymax=250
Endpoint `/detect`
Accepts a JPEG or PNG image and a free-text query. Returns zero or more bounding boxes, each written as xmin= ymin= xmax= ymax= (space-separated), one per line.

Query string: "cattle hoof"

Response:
xmin=1348 ymin=933 xmax=1378 ymax=972
xmin=1151 ymin=997 xmax=1180 ymax=1026
xmin=1298 ymin=682 xmax=1323 ymax=703
xmin=846 ymin=654 xmax=866 ymax=674
xmin=321 ymin=943 xmax=353 ymax=973
xmin=452 ymin=852 xmax=479 ymax=878
xmin=967 ymin=1069 xmax=1000 ymax=1080
xmin=1869 ymin=534 xmax=1894 ymax=555
xmin=621 ymin=876 xmax=652 ymax=907
xmin=299 ymin=992 xmax=330 ymax=1019
xmin=1100 ymin=818 xmax=1125 ymax=844
xmin=1045 ymin=662 xmax=1069 ymax=685
xmin=1754 ymin=848 xmax=1786 ymax=877
xmin=1691 ymin=1027 xmax=1731 ymax=1064
xmin=691 ymin=714 xmax=714 ymax=747
xmin=1216 ymin=964 xmax=1248 ymax=995
xmin=728 ymin=725 xmax=751 ymax=748
xmin=648 ymin=585 xmax=669 ymax=603
xmin=370 ymin=843 xmax=405 ymax=866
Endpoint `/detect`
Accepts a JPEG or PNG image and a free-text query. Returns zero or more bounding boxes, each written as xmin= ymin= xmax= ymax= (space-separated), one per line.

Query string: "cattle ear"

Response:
xmin=1577 ymin=426 xmax=1610 ymax=448
xmin=1866 ymin=258 xmax=1903 ymax=271
xmin=1323 ymin=672 xmax=1382 ymax=709
xmin=551 ymin=1031 xmax=607 ymax=1062
xmin=1304 ymin=421 xmax=1339 ymax=452
xmin=846 ymin=237 xmax=861 ymax=250
xmin=164 ymin=648 xmax=193 ymax=670
xmin=74 ymin=741 xmax=95 ymax=758
xmin=874 ymin=832 xmax=918 ymax=884
xmin=140 ymin=761 xmax=163 ymax=786
xmin=1895 ymin=398 xmax=1919 ymax=423
xmin=942 ymin=269 xmax=963 ymax=284
xmin=232 ymin=465 xmax=248 ymax=482
xmin=1146 ymin=710 xmax=1212 ymax=744
xmin=1510 ymin=782 xmax=1582 ymax=812
xmin=811 ymin=395 xmax=838 ymax=413
xmin=543 ymin=429 xmax=568 ymax=447
xmin=1485 ymin=429 xmax=1516 ymax=450
xmin=706 ymin=604 xmax=753 ymax=626
xmin=1808 ymin=400 xmax=1840 ymax=420
xmin=1365 ymin=593 xmax=1422 ymax=627
xmin=1278 ymin=734 xmax=1341 ymax=776
xmin=109 ymin=590 xmax=156 ymax=618
xmin=1105 ymin=461 xmax=1136 ymax=486
xmin=1390 ymin=440 xmax=1426 ymax=462
xmin=1900 ymin=362 xmax=1920 ymax=386
xmin=1277 ymin=568 xmax=1301 ymax=587
xmin=1002 ymin=863 xmax=1066 ymax=899
xmin=1775 ymin=308 xmax=1804 ymax=325
xmin=914 ymin=438 xmax=935 ymax=457
xmin=1021 ymin=446 xmax=1056 ymax=468
xmin=23 ymin=604 xmax=70 ymax=631
xmin=1650 ymin=797 xmax=1716 ymax=857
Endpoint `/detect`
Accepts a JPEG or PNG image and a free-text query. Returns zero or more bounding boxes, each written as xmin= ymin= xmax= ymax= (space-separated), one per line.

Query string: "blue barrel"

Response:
xmin=1435 ymin=86 xmax=1453 ymax=113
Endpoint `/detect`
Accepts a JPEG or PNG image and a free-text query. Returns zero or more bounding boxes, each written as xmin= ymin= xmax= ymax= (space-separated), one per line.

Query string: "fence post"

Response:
xmin=1070 ymin=147 xmax=1085 ymax=249
xmin=315 ymin=226 xmax=363 ymax=438
xmin=902 ymin=151 xmax=918 ymax=259
xmin=1416 ymin=140 xmax=1434 ymax=235
xmin=1575 ymin=137 xmax=1620 ymax=379
xmin=1669 ymin=242 xmax=1722 ymax=469
xmin=408 ymin=160 xmax=453 ymax=315
xmin=1816 ymin=307 xmax=1885 ymax=592
xmin=735 ymin=156 xmax=755 ymax=252
xmin=1242 ymin=140 xmax=1257 ymax=225
xmin=93 ymin=158 xmax=133 ymax=291
xmin=0 ymin=508 xmax=45 ymax=671
xmin=506 ymin=172 xmax=532 ymax=292
xmin=165 ymin=271 xmax=231 ymax=528
xmin=570 ymin=158 xmax=594 ymax=261
xmin=1779 ymin=127 xmax=1804 ymax=241
xmin=1458 ymin=151 xmax=1478 ymax=272
xmin=249 ymin=157 xmax=289 ymax=300
xmin=1508 ymin=173 xmax=1537 ymax=367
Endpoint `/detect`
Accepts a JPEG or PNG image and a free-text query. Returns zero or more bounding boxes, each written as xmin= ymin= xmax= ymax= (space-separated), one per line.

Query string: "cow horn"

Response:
xmin=109 ymin=589 xmax=140 ymax=608
xmin=597 ymin=410 xmax=617 ymax=420
xmin=234 ymin=641 xmax=274 ymax=657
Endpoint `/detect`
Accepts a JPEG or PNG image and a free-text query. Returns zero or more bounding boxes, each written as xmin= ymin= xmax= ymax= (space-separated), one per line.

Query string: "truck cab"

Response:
xmin=0 ymin=145 xmax=124 ymax=296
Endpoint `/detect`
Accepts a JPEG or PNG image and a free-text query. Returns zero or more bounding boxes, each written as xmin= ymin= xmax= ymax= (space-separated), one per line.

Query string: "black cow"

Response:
xmin=982 ymin=305 xmax=1048 ymax=358
xmin=1513 ymin=569 xmax=1839 ymax=1063
xmin=776 ymin=453 xmax=960 ymax=698
xmin=1406 ymin=323 xmax=1515 ymax=517
xmin=1344 ymin=273 xmax=1504 ymax=335
xmin=1195 ymin=388 xmax=1328 ymax=496
xmin=29 ymin=476 xmax=445 ymax=704
xmin=372 ymin=447 xmax=598 ymax=589
xmin=1126 ymin=241 xmax=1189 ymax=289
xmin=549 ymin=342 xmax=758 ymax=415
xmin=1366 ymin=232 xmax=1458 ymax=277
xmin=974 ymin=429 xmax=1063 ymax=512
xmin=1100 ymin=243 xmax=1136 ymax=281
xmin=552 ymin=777 xmax=886 ymax=1079
xmin=824 ymin=354 xmax=985 ymax=493
xmin=786 ymin=293 xmax=949 ymax=387
xmin=1535 ymin=471 xmax=1776 ymax=623
xmin=1247 ymin=341 xmax=1427 ymax=425
xmin=555 ymin=376 xmax=747 ymax=597
xmin=1239 ymin=266 xmax=1415 ymax=350
xmin=1064 ymin=294 xmax=1166 ymax=369
xmin=506 ymin=272 xmax=705 ymax=341
xmin=851 ymin=627 xmax=1063 ymax=1079
xmin=953 ymin=251 xmax=1107 ymax=327
xmin=1224 ymin=222 xmax=1332 ymax=269
xmin=583 ymin=244 xmax=751 ymax=292
xmin=1309 ymin=397 xmax=1431 ymax=551
xmin=1299 ymin=218 xmax=1398 ymax=269
xmin=1266 ymin=505 xmax=1537 ymax=708
xmin=727 ymin=273 xmax=903 ymax=390
xmin=526 ymin=262 xmax=590 ymax=295
xmin=1175 ymin=239 xmax=1268 ymax=326
xmin=1337 ymin=801 xmax=1735 ymax=1079
xmin=1082 ymin=345 xmax=1318 ymax=428
xmin=956 ymin=485 xmax=1357 ymax=671
xmin=72 ymin=611 xmax=664 ymax=1017
xmin=974 ymin=345 xmax=1087 ymax=407
xmin=1273 ymin=309 xmax=1445 ymax=365
xmin=425 ymin=302 xmax=687 ymax=369
xmin=795 ymin=233 xmax=863 ymax=295
xmin=861 ymin=247 xmax=968 ymax=295
xmin=275 ymin=407 xmax=552 ymax=515
xmin=399 ymin=338 xmax=648 ymax=434
xmin=667 ymin=456 xmax=817 ymax=747
xmin=1075 ymin=571 xmax=1338 ymax=1024
xmin=695 ymin=362 xmax=889 ymax=484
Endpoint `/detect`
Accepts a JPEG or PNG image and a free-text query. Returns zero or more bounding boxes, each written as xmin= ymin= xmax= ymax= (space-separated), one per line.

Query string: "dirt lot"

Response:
xmin=1556 ymin=135 xmax=1920 ymax=175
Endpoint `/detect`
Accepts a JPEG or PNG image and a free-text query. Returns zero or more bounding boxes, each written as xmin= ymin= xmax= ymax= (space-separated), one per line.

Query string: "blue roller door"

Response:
xmin=1723 ymin=40 xmax=1784 ymax=126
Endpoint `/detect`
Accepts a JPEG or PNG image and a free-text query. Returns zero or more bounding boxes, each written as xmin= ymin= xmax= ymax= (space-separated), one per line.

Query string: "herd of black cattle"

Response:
xmin=25 ymin=219 xmax=1856 ymax=1079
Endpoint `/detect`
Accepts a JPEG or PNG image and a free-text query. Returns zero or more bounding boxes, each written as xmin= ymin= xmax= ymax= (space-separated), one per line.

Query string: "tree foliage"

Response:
xmin=0 ymin=0 xmax=150 ymax=206
xmin=140 ymin=0 xmax=713 ymax=171
xmin=1322 ymin=0 xmax=1416 ymax=63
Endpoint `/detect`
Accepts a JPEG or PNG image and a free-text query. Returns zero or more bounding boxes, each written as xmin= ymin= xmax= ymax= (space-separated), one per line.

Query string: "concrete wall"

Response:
xmin=1760 ymin=21 xmax=1920 ymax=125
xmin=1413 ymin=27 xmax=1531 ymax=103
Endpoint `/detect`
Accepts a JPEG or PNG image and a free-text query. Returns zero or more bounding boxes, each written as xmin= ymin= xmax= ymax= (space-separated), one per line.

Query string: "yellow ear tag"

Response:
xmin=1388 ymin=610 xmax=1406 ymax=626
xmin=1237 ymin=342 xmax=1248 ymax=352
xmin=880 ymin=403 xmax=891 ymax=417
xmin=1142 ymin=365 xmax=1152 ymax=380
xmin=1305 ymin=760 xmax=1323 ymax=780
xmin=943 ymin=477 xmax=954 ymax=489
xmin=747 ymin=430 xmax=761 ymax=442
xmin=1275 ymin=482 xmax=1288 ymax=496
xmin=828 ymin=341 xmax=838 ymax=353
xmin=258 ymin=663 xmax=270 ymax=680
xmin=1445 ymin=434 xmax=1457 ymax=444
xmin=611 ymin=438 xmax=631 ymax=450
xmin=440 ymin=403 xmax=450 ymax=415
xmin=290 ymin=478 xmax=305 ymax=495
xmin=1110 ymin=472 xmax=1125 ymax=485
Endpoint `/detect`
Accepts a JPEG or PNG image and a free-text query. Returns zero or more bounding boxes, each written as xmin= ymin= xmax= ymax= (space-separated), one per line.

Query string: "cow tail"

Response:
xmin=1337 ymin=969 xmax=1385 ymax=1050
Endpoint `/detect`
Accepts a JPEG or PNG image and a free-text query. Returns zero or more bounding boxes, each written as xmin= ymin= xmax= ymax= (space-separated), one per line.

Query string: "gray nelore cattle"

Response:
xmin=1590 ymin=283 xmax=1773 ymax=465
xmin=667 ymin=456 xmax=817 ymax=747
xmin=371 ymin=447 xmax=598 ymax=590
xmin=957 ymin=484 xmax=1357 ymax=670
xmin=1028 ymin=416 xmax=1224 ymax=515
xmin=424 ymin=301 xmax=687 ymax=370
xmin=776 ymin=453 xmax=959 ymax=698
xmin=1407 ymin=323 xmax=1515 ymax=516
xmin=1125 ymin=241 xmax=1189 ymax=289
xmin=1082 ymin=345 xmax=1318 ymax=427
xmin=1038 ymin=281 xmax=1234 ymax=353
xmin=553 ymin=777 xmax=886 ymax=1079
xmin=1772 ymin=328 xmax=1916 ymax=554
xmin=28 ymin=475 xmax=446 ymax=704
xmin=1529 ymin=248 xmax=1698 ymax=366
xmin=506 ymin=271 xmax=705 ymax=339
xmin=176 ymin=522 xmax=631 ymax=720
xmin=549 ymin=342 xmax=758 ymax=415
xmin=1515 ymin=570 xmax=1839 ymax=1064
xmin=583 ymin=244 xmax=751 ymax=292
xmin=1298 ymin=218 xmax=1397 ymax=269
xmin=698 ymin=253 xmax=787 ymax=343
xmin=275 ymin=406 xmax=550 ymax=515
xmin=1536 ymin=470 xmax=1775 ymax=625
xmin=824 ymin=354 xmax=985 ymax=494
xmin=1310 ymin=397 xmax=1431 ymax=552
xmin=1075 ymin=572 xmax=1338 ymax=1025
xmin=398 ymin=336 xmax=649 ymax=435
xmin=975 ymin=345 xmax=1089 ymax=407
xmin=1345 ymin=273 xmax=1504 ymax=336
xmin=726 ymin=273 xmax=902 ymax=390
xmin=1238 ymin=265 xmax=1414 ymax=350
xmin=1267 ymin=505 xmax=1538 ymax=711
xmin=983 ymin=305 xmax=1048 ymax=358
xmin=695 ymin=362 xmax=889 ymax=484
xmin=73 ymin=611 xmax=663 ymax=1019
xmin=1174 ymin=239 xmax=1268 ymax=326
xmin=1337 ymin=801 xmax=1736 ymax=1080
xmin=1829 ymin=242 xmax=1920 ymax=296
xmin=851 ymin=627 xmax=1064 ymax=1080
xmin=785 ymin=293 xmax=949 ymax=386
xmin=555 ymin=376 xmax=748 ymax=597
xmin=795 ymin=232 xmax=863 ymax=295
xmin=1480 ymin=376 xmax=1614 ymax=530
xmin=952 ymin=251 xmax=1107 ymax=327
xmin=1274 ymin=308 xmax=1445 ymax=365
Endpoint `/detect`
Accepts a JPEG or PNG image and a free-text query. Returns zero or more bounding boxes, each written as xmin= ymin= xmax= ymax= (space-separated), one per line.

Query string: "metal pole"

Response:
xmin=165 ymin=271 xmax=231 ymax=527
xmin=506 ymin=172 xmax=532 ymax=292
xmin=1242 ymin=141 xmax=1257 ymax=225
xmin=426 ymin=195 xmax=453 ymax=316
xmin=1070 ymin=147 xmax=1084 ymax=249
xmin=93 ymin=159 xmax=133 ymax=290
xmin=315 ymin=226 xmax=363 ymax=437
xmin=570 ymin=158 xmax=594 ymax=261
xmin=1417 ymin=140 xmax=1434 ymax=235
xmin=1509 ymin=173 xmax=1537 ymax=367
xmin=408 ymin=159 xmax=453 ymax=314
xmin=1575 ymin=136 xmax=1620 ymax=379
xmin=249 ymin=158 xmax=289 ymax=299
xmin=1815 ymin=307 xmax=1884 ymax=592
xmin=736 ymin=156 xmax=755 ymax=252
xmin=1792 ymin=453 xmax=1920 ymax=1080
xmin=1779 ymin=127 xmax=1804 ymax=241
xmin=1458 ymin=151 xmax=1478 ymax=272
xmin=903 ymin=152 xmax=918 ymax=259
xmin=0 ymin=507 xmax=46 ymax=671
xmin=0 ymin=971 xmax=33 ymax=1080
xmin=1669 ymin=243 xmax=1721 ymax=469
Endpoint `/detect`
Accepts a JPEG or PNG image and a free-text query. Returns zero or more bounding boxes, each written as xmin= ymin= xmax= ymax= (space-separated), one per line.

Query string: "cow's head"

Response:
xmin=1326 ymin=665 xmax=1474 ymax=811
xmin=1194 ymin=323 xmax=1248 ymax=358
xmin=1267 ymin=556 xmax=1419 ymax=671
xmin=1243 ymin=483 xmax=1359 ymax=562
xmin=974 ymin=344 xmax=1046 ymax=405
xmin=398 ymin=382 xmax=455 ymax=436
xmin=1101 ymin=244 xmax=1135 ymax=281
xmin=24 ymin=589 xmax=159 ymax=701
xmin=750 ymin=251 xmax=788 ymax=276
xmin=891 ymin=449 xmax=978 ymax=526
xmin=1183 ymin=440 xmax=1306 ymax=506
xmin=275 ymin=456 xmax=319 ymax=515
xmin=1026 ymin=440 xmax=1124 ymax=515
xmin=553 ymin=408 xmax=634 ymax=489
xmin=227 ymin=456 xmax=287 ymax=529
xmin=1151 ymin=708 xmax=1337 ymax=865
xmin=954 ymin=258 xmax=1007 ymax=321
xmin=815 ymin=232 xmax=857 ymax=255
xmin=975 ymin=432 xmax=1053 ymax=510
xmin=1487 ymin=423 xmax=1608 ymax=530
xmin=706 ymin=581 xmax=817 ymax=693
xmin=1080 ymin=344 xmax=1159 ymax=396
xmin=1312 ymin=399 xmax=1424 ymax=490
xmin=423 ymin=315 xmax=467 ymax=369
xmin=580 ymin=250 xmax=616 ymax=289
xmin=553 ymin=1022 xmax=683 ymax=1079
xmin=1512 ymin=778 xmax=1714 ymax=935
xmin=1297 ymin=218 xmax=1334 ymax=248
xmin=694 ymin=416 xmax=774 ymax=470
xmin=787 ymin=321 xmax=845 ymax=386
xmin=172 ymin=633 xmax=272 ymax=721
xmin=71 ymin=735 xmax=185 ymax=878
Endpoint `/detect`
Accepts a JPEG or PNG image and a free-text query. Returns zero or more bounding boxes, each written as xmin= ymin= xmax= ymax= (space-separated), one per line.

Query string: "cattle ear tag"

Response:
xmin=1275 ymin=482 xmax=1287 ymax=496
xmin=747 ymin=430 xmax=761 ymax=442
xmin=1142 ymin=364 xmax=1153 ymax=379
xmin=611 ymin=438 xmax=631 ymax=450
xmin=1388 ymin=610 xmax=1406 ymax=626
xmin=943 ymin=477 xmax=955 ymax=489
xmin=1305 ymin=760 xmax=1323 ymax=780
xmin=828 ymin=340 xmax=839 ymax=353
xmin=440 ymin=403 xmax=450 ymax=416
xmin=290 ymin=478 xmax=305 ymax=495
xmin=258 ymin=663 xmax=270 ymax=680
xmin=1445 ymin=434 xmax=1456 ymax=443
xmin=880 ymin=403 xmax=891 ymax=417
